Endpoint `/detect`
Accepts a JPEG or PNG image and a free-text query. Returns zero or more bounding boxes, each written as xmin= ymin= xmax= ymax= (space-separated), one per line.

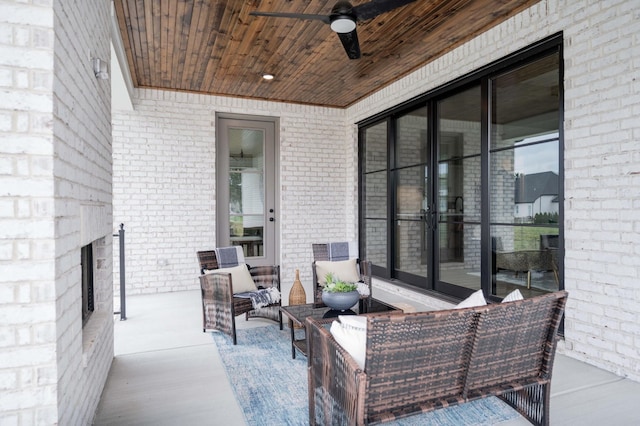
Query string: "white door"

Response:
xmin=216 ymin=115 xmax=278 ymax=266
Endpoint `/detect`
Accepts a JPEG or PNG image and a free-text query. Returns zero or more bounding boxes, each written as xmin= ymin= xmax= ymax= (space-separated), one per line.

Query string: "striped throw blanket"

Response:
xmin=236 ymin=287 xmax=281 ymax=309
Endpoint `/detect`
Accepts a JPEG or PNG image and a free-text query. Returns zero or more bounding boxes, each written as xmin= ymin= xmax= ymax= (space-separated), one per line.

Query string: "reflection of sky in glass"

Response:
xmin=514 ymin=133 xmax=559 ymax=175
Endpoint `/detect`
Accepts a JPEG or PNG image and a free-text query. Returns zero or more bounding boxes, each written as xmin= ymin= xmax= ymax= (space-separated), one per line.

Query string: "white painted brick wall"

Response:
xmin=0 ymin=2 xmax=58 ymax=423
xmin=112 ymin=92 xmax=347 ymax=302
xmin=112 ymin=0 xmax=640 ymax=383
xmin=52 ymin=0 xmax=114 ymax=424
xmin=0 ymin=0 xmax=114 ymax=424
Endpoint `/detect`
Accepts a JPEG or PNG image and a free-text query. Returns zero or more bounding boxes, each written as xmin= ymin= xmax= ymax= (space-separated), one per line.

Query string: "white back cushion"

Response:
xmin=206 ymin=264 xmax=257 ymax=294
xmin=454 ymin=289 xmax=487 ymax=309
xmin=330 ymin=315 xmax=367 ymax=370
xmin=502 ymin=289 xmax=524 ymax=302
xmin=315 ymin=259 xmax=360 ymax=285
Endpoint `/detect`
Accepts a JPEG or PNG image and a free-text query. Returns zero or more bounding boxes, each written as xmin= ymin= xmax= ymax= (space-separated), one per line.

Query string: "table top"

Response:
xmin=280 ymin=298 xmax=399 ymax=327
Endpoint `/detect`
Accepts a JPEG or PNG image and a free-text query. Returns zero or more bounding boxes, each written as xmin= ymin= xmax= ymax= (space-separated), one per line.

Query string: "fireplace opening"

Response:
xmin=81 ymin=243 xmax=95 ymax=326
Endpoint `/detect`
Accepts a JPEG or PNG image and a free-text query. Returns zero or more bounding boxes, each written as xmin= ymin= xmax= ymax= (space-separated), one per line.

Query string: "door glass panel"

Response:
xmin=363 ymin=122 xmax=387 ymax=173
xmin=363 ymin=122 xmax=388 ymax=268
xmin=396 ymin=107 xmax=428 ymax=168
xmin=364 ymin=172 xmax=387 ymax=267
xmin=395 ymin=107 xmax=429 ymax=281
xmin=364 ymin=219 xmax=387 ymax=267
xmin=395 ymin=166 xmax=428 ymax=277
xmin=437 ymin=85 xmax=481 ymax=292
xmin=491 ymin=225 xmax=559 ymax=297
xmin=490 ymin=52 xmax=560 ymax=297
xmin=228 ymin=128 xmax=264 ymax=257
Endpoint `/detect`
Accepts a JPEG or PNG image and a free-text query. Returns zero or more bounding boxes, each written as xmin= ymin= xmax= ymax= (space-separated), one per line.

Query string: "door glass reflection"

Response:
xmin=228 ymin=129 xmax=264 ymax=257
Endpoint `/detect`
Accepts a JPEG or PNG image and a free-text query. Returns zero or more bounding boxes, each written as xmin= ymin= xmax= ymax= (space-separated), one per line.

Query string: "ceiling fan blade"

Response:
xmin=353 ymin=0 xmax=417 ymax=21
xmin=249 ymin=11 xmax=330 ymax=25
xmin=337 ymin=29 xmax=361 ymax=59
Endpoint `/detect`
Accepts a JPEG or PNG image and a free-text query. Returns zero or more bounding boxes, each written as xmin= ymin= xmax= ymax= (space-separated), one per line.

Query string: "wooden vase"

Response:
xmin=288 ymin=269 xmax=306 ymax=306
xmin=289 ymin=269 xmax=306 ymax=329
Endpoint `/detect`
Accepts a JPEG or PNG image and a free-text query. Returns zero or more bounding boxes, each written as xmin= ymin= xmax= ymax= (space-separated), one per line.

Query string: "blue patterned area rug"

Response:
xmin=212 ymin=326 xmax=520 ymax=426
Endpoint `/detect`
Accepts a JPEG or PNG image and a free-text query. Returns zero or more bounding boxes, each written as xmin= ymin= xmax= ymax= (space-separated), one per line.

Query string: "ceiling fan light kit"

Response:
xmin=330 ymin=16 xmax=356 ymax=33
xmin=250 ymin=0 xmax=417 ymax=60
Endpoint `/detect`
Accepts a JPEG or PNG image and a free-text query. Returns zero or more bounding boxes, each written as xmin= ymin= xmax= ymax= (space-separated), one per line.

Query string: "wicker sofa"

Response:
xmin=306 ymin=290 xmax=568 ymax=426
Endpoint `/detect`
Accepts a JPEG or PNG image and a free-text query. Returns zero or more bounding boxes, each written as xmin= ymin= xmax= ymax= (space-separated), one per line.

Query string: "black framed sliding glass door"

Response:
xmin=359 ymin=34 xmax=563 ymax=300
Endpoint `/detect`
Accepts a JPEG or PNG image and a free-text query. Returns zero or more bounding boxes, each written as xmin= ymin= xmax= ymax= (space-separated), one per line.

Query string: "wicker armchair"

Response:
xmin=311 ymin=242 xmax=372 ymax=307
xmin=307 ymin=290 xmax=568 ymax=426
xmin=197 ymin=249 xmax=282 ymax=345
xmin=495 ymin=249 xmax=559 ymax=288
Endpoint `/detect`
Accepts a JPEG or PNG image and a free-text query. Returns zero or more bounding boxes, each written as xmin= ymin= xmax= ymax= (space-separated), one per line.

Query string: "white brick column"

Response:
xmin=1 ymin=0 xmax=114 ymax=423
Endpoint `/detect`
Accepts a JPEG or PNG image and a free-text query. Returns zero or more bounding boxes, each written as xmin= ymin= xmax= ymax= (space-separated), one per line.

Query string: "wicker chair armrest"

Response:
xmin=311 ymin=261 xmax=322 ymax=304
xmin=201 ymin=272 xmax=234 ymax=303
xmin=307 ymin=317 xmax=366 ymax=426
xmin=199 ymin=272 xmax=238 ymax=341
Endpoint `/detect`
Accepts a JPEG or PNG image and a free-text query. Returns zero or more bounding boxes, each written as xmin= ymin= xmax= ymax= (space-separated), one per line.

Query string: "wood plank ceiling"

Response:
xmin=114 ymin=0 xmax=541 ymax=109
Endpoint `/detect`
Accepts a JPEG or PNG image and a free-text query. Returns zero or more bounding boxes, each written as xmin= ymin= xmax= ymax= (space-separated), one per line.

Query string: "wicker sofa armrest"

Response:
xmin=307 ymin=316 xmax=366 ymax=426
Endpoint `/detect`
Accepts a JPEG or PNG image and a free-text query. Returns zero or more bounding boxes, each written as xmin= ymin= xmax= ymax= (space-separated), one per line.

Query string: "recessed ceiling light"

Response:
xmin=262 ymin=73 xmax=274 ymax=80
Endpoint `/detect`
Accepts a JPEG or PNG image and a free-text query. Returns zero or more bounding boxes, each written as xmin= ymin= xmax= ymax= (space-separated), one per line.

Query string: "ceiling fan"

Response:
xmin=249 ymin=0 xmax=417 ymax=59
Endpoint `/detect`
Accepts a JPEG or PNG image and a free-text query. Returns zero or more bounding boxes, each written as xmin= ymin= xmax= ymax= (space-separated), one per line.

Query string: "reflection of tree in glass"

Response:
xmin=229 ymin=172 xmax=242 ymax=213
xmin=229 ymin=172 xmax=243 ymax=236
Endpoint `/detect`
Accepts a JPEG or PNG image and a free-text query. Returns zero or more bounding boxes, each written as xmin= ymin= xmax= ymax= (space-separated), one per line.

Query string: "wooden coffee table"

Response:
xmin=280 ymin=299 xmax=401 ymax=359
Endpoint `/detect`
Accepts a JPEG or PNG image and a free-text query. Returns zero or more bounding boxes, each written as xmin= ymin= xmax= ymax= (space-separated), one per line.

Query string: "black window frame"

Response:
xmin=358 ymin=33 xmax=564 ymax=301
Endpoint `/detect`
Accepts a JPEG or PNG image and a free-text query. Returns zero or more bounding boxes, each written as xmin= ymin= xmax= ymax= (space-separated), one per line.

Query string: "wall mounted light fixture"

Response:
xmin=93 ymin=57 xmax=109 ymax=80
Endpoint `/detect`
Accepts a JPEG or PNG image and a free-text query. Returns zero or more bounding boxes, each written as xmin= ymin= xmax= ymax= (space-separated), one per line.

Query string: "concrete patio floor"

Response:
xmin=93 ymin=289 xmax=640 ymax=425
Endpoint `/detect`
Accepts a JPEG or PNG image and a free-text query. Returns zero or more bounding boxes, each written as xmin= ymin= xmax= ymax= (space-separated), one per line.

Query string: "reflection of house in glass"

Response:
xmin=514 ymin=172 xmax=559 ymax=220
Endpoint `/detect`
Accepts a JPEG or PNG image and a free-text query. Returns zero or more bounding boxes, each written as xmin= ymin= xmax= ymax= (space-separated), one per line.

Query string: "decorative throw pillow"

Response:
xmin=502 ymin=289 xmax=524 ymax=303
xmin=315 ymin=259 xmax=360 ymax=285
xmin=339 ymin=314 xmax=367 ymax=331
xmin=206 ymin=264 xmax=258 ymax=294
xmin=330 ymin=315 xmax=367 ymax=370
xmin=454 ymin=289 xmax=487 ymax=309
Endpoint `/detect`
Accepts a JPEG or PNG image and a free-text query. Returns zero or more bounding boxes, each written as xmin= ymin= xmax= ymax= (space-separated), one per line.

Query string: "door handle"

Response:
xmin=431 ymin=211 xmax=437 ymax=230
xmin=421 ymin=209 xmax=437 ymax=230
xmin=269 ymin=217 xmax=274 ymax=222
xmin=421 ymin=209 xmax=432 ymax=230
